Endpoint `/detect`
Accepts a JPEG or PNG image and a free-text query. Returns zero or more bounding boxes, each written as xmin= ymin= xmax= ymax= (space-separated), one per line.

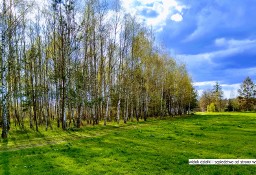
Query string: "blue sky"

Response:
xmin=121 ymin=0 xmax=256 ymax=98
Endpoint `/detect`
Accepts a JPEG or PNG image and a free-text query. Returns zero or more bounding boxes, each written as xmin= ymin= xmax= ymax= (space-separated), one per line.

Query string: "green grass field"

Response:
xmin=0 ymin=112 xmax=256 ymax=175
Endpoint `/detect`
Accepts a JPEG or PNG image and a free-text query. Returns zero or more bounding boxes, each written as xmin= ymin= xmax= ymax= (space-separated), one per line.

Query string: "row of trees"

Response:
xmin=199 ymin=77 xmax=256 ymax=112
xmin=0 ymin=0 xmax=196 ymax=138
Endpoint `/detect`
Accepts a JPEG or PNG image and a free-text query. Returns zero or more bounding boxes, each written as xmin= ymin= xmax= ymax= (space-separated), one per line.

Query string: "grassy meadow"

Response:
xmin=0 ymin=112 xmax=256 ymax=175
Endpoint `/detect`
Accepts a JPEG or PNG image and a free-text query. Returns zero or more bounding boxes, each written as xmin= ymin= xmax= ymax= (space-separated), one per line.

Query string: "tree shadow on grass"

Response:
xmin=1 ymin=139 xmax=10 ymax=175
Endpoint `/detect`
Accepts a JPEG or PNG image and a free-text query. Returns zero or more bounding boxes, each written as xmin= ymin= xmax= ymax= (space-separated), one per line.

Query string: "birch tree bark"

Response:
xmin=1 ymin=0 xmax=9 ymax=139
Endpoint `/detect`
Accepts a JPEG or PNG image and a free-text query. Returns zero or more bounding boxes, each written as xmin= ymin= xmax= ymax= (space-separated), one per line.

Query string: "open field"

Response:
xmin=1 ymin=112 xmax=256 ymax=175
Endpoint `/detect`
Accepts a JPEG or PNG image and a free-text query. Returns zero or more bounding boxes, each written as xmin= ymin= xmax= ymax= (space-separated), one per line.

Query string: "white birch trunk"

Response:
xmin=1 ymin=0 xmax=9 ymax=139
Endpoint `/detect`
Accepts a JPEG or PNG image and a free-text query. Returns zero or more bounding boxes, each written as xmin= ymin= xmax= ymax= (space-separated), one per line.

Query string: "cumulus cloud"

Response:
xmin=179 ymin=37 xmax=256 ymax=73
xmin=121 ymin=0 xmax=187 ymax=28
xmin=140 ymin=7 xmax=159 ymax=18
xmin=215 ymin=38 xmax=256 ymax=48
xmin=193 ymin=81 xmax=217 ymax=87
xmin=171 ymin=13 xmax=183 ymax=22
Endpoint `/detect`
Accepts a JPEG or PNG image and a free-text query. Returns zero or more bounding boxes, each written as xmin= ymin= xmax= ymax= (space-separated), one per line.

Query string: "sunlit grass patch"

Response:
xmin=1 ymin=112 xmax=256 ymax=174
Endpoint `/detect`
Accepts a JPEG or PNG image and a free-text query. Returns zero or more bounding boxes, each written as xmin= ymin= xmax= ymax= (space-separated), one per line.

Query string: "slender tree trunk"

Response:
xmin=30 ymin=61 xmax=38 ymax=131
xmin=131 ymin=103 xmax=134 ymax=122
xmin=104 ymin=93 xmax=109 ymax=126
xmin=1 ymin=0 xmax=8 ymax=139
xmin=77 ymin=104 xmax=82 ymax=128
xmin=124 ymin=96 xmax=129 ymax=124
xmin=116 ymin=96 xmax=120 ymax=124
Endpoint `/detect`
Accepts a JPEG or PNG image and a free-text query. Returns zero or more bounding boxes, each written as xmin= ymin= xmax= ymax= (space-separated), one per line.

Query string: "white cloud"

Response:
xmin=121 ymin=0 xmax=138 ymax=16
xmin=215 ymin=38 xmax=226 ymax=47
xmin=222 ymin=83 xmax=240 ymax=88
xmin=121 ymin=0 xmax=187 ymax=28
xmin=178 ymin=51 xmax=216 ymax=68
xmin=221 ymin=83 xmax=240 ymax=98
xmin=223 ymin=89 xmax=238 ymax=99
xmin=178 ymin=38 xmax=256 ymax=69
xmin=193 ymin=81 xmax=216 ymax=87
xmin=171 ymin=13 xmax=183 ymax=22
xmin=215 ymin=38 xmax=256 ymax=48
xmin=226 ymin=67 xmax=256 ymax=78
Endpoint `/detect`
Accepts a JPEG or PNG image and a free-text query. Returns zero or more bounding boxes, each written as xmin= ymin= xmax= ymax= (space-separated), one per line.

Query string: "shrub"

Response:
xmin=207 ymin=103 xmax=216 ymax=112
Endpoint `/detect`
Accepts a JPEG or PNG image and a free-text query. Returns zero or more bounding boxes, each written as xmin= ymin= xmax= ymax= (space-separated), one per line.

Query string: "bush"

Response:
xmin=207 ymin=103 xmax=216 ymax=112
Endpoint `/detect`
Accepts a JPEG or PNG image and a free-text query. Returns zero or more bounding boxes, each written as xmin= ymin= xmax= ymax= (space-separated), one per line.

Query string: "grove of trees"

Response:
xmin=199 ymin=77 xmax=256 ymax=112
xmin=0 ymin=0 xmax=196 ymax=138
xmin=199 ymin=82 xmax=224 ymax=112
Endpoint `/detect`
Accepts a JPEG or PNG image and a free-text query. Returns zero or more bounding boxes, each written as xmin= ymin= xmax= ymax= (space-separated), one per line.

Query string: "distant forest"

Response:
xmin=0 ymin=0 xmax=197 ymax=138
xmin=199 ymin=77 xmax=256 ymax=112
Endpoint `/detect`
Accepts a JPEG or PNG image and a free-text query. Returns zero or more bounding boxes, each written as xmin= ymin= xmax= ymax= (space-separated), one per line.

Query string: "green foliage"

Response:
xmin=238 ymin=76 xmax=256 ymax=111
xmin=190 ymin=87 xmax=198 ymax=110
xmin=212 ymin=82 xmax=224 ymax=112
xmin=225 ymin=98 xmax=240 ymax=112
xmin=200 ymin=82 xmax=224 ymax=112
xmin=200 ymin=90 xmax=212 ymax=112
xmin=207 ymin=103 xmax=216 ymax=112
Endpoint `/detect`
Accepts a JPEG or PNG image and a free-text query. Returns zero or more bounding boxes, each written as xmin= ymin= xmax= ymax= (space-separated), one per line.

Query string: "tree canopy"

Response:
xmin=0 ymin=0 xmax=197 ymax=138
xmin=238 ymin=76 xmax=256 ymax=111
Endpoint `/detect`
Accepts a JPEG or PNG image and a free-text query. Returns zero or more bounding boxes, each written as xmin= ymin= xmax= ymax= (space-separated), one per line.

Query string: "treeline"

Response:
xmin=199 ymin=77 xmax=256 ymax=112
xmin=0 ymin=0 xmax=196 ymax=138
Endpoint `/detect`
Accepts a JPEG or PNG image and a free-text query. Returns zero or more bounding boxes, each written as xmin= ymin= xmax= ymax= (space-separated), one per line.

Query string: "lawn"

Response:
xmin=0 ymin=112 xmax=256 ymax=175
